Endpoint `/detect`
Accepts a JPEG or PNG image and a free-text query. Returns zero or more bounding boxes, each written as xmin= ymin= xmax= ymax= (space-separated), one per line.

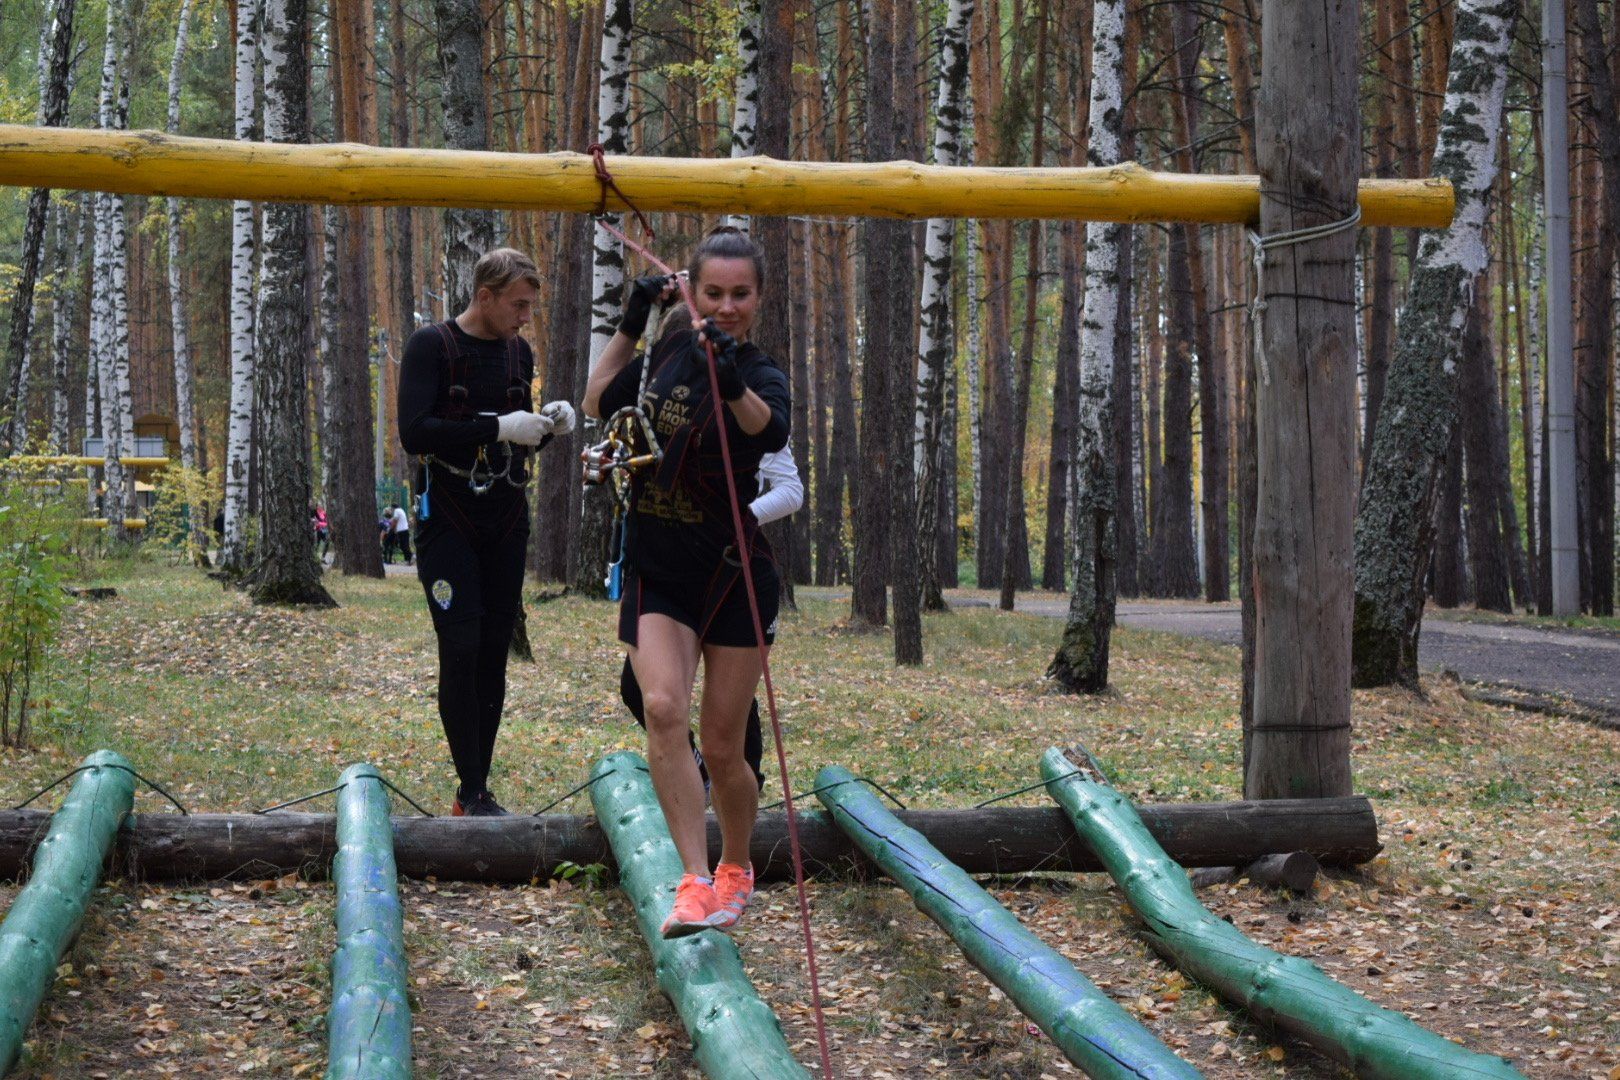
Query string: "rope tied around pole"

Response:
xmin=1246 ymin=204 xmax=1362 ymax=387
xmin=589 ymin=148 xmax=837 ymax=1079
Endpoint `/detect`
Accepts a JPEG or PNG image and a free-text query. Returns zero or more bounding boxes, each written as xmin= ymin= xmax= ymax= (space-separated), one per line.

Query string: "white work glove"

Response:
xmin=539 ymin=400 xmax=577 ymax=436
xmin=496 ymin=410 xmax=553 ymax=446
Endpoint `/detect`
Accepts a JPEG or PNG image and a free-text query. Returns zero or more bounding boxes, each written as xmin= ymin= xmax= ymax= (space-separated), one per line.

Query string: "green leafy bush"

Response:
xmin=0 ymin=468 xmax=83 ymax=749
xmin=147 ymin=463 xmax=219 ymax=566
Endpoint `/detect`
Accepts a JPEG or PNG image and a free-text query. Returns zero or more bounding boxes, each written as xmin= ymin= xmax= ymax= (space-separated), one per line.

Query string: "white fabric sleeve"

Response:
xmin=749 ymin=447 xmax=804 ymax=525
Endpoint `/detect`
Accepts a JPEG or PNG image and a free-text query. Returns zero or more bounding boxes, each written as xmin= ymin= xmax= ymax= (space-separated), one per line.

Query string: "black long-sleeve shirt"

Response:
xmin=398 ymin=320 xmax=535 ymax=512
xmin=599 ymin=328 xmax=790 ymax=581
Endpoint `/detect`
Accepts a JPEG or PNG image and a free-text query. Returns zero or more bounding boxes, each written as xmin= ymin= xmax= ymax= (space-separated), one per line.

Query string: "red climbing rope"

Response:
xmin=591 ymin=154 xmax=837 ymax=1078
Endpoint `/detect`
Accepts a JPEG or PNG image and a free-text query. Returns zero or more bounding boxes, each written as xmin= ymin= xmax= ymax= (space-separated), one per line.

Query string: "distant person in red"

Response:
xmin=310 ymin=505 xmax=330 ymax=561
xmin=399 ymin=248 xmax=575 ymax=816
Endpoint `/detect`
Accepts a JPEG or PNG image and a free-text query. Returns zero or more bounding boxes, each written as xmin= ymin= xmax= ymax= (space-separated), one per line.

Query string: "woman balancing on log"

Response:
xmin=399 ymin=248 xmax=576 ymax=817
xmin=583 ymin=227 xmax=791 ymax=937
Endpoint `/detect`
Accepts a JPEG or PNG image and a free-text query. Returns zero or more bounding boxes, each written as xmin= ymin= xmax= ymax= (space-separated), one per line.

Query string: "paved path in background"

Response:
xmin=801 ymin=587 xmax=1620 ymax=718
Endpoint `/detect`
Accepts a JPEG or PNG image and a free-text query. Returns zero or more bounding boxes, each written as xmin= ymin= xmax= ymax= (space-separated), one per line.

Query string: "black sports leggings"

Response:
xmin=416 ymin=504 xmax=528 ymax=800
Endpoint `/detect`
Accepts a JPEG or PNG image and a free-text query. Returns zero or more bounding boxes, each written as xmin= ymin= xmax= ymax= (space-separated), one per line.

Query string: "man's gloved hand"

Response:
xmin=496 ymin=410 xmax=553 ymax=446
xmin=697 ymin=318 xmax=746 ymax=402
xmin=619 ymin=274 xmax=672 ymax=341
xmin=539 ymin=400 xmax=577 ymax=435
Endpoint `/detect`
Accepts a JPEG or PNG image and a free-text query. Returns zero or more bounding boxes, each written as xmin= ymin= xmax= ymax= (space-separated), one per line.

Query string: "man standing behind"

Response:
xmin=398 ymin=248 xmax=575 ymax=815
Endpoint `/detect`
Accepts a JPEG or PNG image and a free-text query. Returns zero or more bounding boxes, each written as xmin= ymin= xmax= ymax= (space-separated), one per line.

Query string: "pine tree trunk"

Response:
xmin=1111 ymin=228 xmax=1138 ymax=598
xmin=573 ymin=0 xmax=633 ymax=600
xmin=3 ymin=0 xmax=78 ymax=453
xmin=1150 ymin=220 xmax=1200 ymax=598
xmin=853 ymin=0 xmax=899 ymax=628
xmin=251 ymin=0 xmax=334 ymax=608
xmin=435 ymin=0 xmax=497 ymax=311
xmin=917 ymin=0 xmax=976 ymax=608
xmin=1246 ymin=0 xmax=1361 ymax=799
xmin=1571 ymin=0 xmax=1617 ymax=615
xmin=223 ymin=0 xmax=262 ymax=572
xmin=1044 ymin=219 xmax=1080 ymax=591
xmin=1351 ymin=0 xmax=1518 ymax=686
xmin=1461 ymin=290 xmax=1512 ymax=612
xmin=1047 ymin=0 xmax=1125 ymax=692
xmin=1432 ymin=425 xmax=1465 ymax=607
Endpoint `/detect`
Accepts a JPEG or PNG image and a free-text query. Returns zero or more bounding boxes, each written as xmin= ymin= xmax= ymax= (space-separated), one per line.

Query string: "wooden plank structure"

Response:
xmin=0 ymin=797 xmax=1379 ymax=884
xmin=0 ymin=124 xmax=1453 ymax=227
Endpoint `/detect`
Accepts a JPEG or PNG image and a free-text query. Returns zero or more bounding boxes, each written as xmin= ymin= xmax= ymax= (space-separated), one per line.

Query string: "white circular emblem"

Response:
xmin=431 ymin=579 xmax=453 ymax=611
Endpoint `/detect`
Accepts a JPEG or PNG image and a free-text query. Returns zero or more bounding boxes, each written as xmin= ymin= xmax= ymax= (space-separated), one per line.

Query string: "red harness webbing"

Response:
xmin=590 ymin=146 xmax=835 ymax=1079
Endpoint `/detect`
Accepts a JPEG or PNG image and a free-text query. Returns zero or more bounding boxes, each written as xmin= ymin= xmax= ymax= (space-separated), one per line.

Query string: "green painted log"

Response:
xmin=815 ymin=765 xmax=1201 ymax=1079
xmin=326 ymin=765 xmax=411 ymax=1080
xmin=1040 ymin=747 xmax=1527 ymax=1079
xmin=0 ymin=750 xmax=136 ymax=1075
xmin=589 ymin=752 xmax=808 ymax=1080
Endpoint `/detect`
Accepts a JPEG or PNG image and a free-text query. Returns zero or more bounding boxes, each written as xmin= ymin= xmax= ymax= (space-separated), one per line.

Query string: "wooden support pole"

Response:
xmin=0 ymin=125 xmax=1453 ymax=227
xmin=0 ymin=798 xmax=1379 ymax=884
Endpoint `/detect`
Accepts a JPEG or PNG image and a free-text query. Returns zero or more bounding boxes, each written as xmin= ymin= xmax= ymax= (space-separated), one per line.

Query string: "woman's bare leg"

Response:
xmin=630 ymin=614 xmax=707 ymax=876
xmin=698 ymin=643 xmax=765 ymax=868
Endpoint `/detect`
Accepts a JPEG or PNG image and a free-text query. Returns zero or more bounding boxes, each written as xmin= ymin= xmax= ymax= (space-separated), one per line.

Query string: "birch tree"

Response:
xmin=164 ymin=0 xmax=195 ymax=472
xmin=250 ymin=0 xmax=333 ymax=607
xmin=92 ymin=0 xmax=134 ymax=537
xmin=915 ymin=0 xmax=975 ymax=612
xmin=223 ymin=0 xmax=262 ymax=572
xmin=3 ymin=0 xmax=79 ymax=453
xmin=1047 ymin=0 xmax=1126 ymax=692
xmin=48 ymin=199 xmax=86 ymax=454
xmin=573 ymin=0 xmax=634 ymax=598
xmin=1351 ymin=0 xmax=1518 ymax=687
xmin=435 ymin=0 xmax=496 ymax=310
xmin=724 ymin=0 xmax=761 ymax=235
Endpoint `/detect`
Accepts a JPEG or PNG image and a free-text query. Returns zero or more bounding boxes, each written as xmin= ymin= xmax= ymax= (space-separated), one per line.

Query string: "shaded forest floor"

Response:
xmin=1 ymin=560 xmax=1616 ymax=1078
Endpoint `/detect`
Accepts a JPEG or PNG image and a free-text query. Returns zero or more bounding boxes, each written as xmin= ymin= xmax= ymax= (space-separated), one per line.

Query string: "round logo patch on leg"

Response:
xmin=431 ymin=579 xmax=454 ymax=611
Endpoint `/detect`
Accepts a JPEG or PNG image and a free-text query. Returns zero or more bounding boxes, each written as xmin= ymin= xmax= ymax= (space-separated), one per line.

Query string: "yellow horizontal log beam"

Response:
xmin=6 ymin=456 xmax=171 ymax=468
xmin=80 ymin=519 xmax=147 ymax=530
xmin=0 ymin=125 xmax=1453 ymax=228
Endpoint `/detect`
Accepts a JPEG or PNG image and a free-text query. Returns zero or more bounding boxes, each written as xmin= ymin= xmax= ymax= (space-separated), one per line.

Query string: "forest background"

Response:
xmin=0 ymin=0 xmax=1614 ymax=637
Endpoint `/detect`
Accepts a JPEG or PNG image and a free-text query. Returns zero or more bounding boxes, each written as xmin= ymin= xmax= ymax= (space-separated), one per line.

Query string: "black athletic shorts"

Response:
xmin=414 ymin=503 xmax=528 ymax=630
xmin=618 ymin=561 xmax=779 ymax=649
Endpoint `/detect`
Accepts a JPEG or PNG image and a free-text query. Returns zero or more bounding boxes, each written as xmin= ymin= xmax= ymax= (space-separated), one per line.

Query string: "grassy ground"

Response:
xmin=2 ymin=559 xmax=1618 ymax=1078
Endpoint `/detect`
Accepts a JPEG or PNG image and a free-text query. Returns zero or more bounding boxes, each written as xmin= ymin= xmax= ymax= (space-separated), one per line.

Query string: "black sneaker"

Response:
xmin=465 ymin=790 xmax=510 ymax=817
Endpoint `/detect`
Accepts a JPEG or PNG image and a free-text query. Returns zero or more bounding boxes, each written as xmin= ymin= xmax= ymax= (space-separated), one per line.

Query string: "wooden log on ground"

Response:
xmin=0 ymin=798 xmax=1379 ymax=884
xmin=1188 ymin=851 xmax=1321 ymax=893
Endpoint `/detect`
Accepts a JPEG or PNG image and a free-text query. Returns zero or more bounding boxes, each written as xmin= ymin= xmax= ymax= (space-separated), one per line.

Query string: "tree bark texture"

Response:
xmin=435 ymin=0 xmax=496 ymax=312
xmin=1460 ymin=289 xmax=1512 ymax=612
xmin=573 ymin=0 xmax=634 ymax=599
xmin=1047 ymin=0 xmax=1125 ymax=693
xmin=3 ymin=0 xmax=79 ymax=454
xmin=328 ymin=8 xmax=383 ymax=579
xmin=1247 ymin=0 xmax=1361 ymax=799
xmin=250 ymin=0 xmax=333 ymax=608
xmin=916 ymin=0 xmax=975 ymax=609
xmin=224 ymin=0 xmax=261 ymax=572
xmin=1350 ymin=0 xmax=1517 ymax=686
xmin=1149 ymin=221 xmax=1201 ymax=598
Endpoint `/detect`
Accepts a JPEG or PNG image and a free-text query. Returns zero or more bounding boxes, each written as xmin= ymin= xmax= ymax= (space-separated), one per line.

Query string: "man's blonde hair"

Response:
xmin=473 ymin=248 xmax=542 ymax=297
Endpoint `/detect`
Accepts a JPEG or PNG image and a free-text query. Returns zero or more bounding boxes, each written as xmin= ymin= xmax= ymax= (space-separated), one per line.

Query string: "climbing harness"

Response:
xmin=418 ymin=320 xmax=537 ymax=497
xmin=588 ymin=143 xmax=836 ymax=1078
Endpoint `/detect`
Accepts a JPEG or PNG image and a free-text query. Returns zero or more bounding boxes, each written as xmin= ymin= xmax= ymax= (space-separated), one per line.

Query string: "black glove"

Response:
xmin=619 ymin=273 xmax=671 ymax=341
xmin=697 ymin=318 xmax=745 ymax=401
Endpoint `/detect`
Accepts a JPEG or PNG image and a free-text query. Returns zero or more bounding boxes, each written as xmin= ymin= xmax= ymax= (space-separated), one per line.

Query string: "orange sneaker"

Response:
xmin=660 ymin=874 xmax=724 ymax=939
xmin=712 ymin=863 xmax=755 ymax=929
